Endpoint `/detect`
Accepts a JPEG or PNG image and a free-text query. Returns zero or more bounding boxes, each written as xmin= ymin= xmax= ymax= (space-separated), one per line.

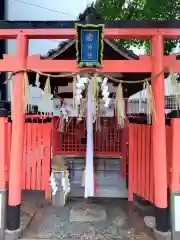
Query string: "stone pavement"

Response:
xmin=20 ymin=191 xmax=48 ymax=230
xmin=20 ymin=195 xmax=154 ymax=240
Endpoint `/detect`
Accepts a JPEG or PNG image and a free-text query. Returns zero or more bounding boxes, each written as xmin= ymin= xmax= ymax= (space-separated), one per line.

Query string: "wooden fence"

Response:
xmin=168 ymin=119 xmax=180 ymax=192
xmin=128 ymin=124 xmax=154 ymax=202
xmin=1 ymin=119 xmax=52 ymax=198
xmin=128 ymin=120 xmax=180 ymax=204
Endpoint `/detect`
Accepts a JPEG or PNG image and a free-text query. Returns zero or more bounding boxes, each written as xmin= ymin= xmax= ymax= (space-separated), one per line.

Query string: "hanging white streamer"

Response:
xmin=35 ymin=73 xmax=40 ymax=87
xmin=61 ymin=171 xmax=71 ymax=195
xmin=101 ymin=77 xmax=110 ymax=108
xmin=49 ymin=170 xmax=71 ymax=197
xmin=60 ymin=103 xmax=68 ymax=122
xmin=75 ymin=76 xmax=88 ymax=105
xmin=49 ymin=172 xmax=58 ymax=196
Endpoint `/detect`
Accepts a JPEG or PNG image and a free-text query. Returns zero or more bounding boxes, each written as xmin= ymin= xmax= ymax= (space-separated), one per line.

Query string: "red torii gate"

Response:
xmin=0 ymin=22 xmax=180 ymax=238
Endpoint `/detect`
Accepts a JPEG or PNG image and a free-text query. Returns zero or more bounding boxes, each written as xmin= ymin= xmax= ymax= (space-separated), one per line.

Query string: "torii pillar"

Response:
xmin=151 ymin=33 xmax=169 ymax=234
xmin=7 ymin=34 xmax=28 ymax=236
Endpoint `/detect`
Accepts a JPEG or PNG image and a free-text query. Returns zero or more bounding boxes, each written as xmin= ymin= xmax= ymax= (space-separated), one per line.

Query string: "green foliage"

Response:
xmin=94 ymin=0 xmax=180 ymax=55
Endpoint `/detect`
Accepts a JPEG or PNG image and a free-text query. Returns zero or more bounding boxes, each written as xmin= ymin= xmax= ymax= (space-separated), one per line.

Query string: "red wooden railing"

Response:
xmin=53 ymin=117 xmax=122 ymax=157
xmin=4 ymin=120 xmax=52 ymax=198
xmin=166 ymin=125 xmax=172 ymax=190
xmin=168 ymin=119 xmax=180 ymax=192
xmin=22 ymin=122 xmax=52 ymax=192
xmin=0 ymin=118 xmax=9 ymax=188
xmin=128 ymin=124 xmax=154 ymax=202
xmin=121 ymin=123 xmax=128 ymax=177
xmin=128 ymin=120 xmax=180 ymax=203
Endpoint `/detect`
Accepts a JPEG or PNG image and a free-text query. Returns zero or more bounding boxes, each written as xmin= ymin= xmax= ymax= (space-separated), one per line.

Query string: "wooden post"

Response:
xmin=7 ymin=34 xmax=28 ymax=232
xmin=151 ymin=34 xmax=168 ymax=232
xmin=0 ymin=109 xmax=8 ymax=239
xmin=0 ymin=116 xmax=8 ymax=189
xmin=121 ymin=99 xmax=128 ymax=177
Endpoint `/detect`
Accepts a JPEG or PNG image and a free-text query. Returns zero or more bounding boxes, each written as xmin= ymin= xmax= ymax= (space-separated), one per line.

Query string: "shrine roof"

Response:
xmin=41 ymin=38 xmax=138 ymax=60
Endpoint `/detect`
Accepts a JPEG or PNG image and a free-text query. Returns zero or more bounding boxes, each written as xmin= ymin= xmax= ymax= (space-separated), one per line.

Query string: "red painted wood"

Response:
xmin=26 ymin=123 xmax=32 ymax=190
xmin=0 ymin=54 xmax=179 ymax=73
xmin=128 ymin=124 xmax=135 ymax=201
xmin=27 ymin=57 xmax=152 ymax=73
xmin=149 ymin=128 xmax=154 ymax=203
xmin=151 ymin=34 xmax=168 ymax=208
xmin=170 ymin=119 xmax=180 ymax=192
xmin=166 ymin=127 xmax=171 ymax=188
xmin=54 ymin=117 xmax=122 ymax=156
xmin=0 ymin=28 xmax=157 ymax=39
xmin=141 ymin=124 xmax=146 ymax=198
xmin=137 ymin=124 xmax=141 ymax=196
xmin=41 ymin=124 xmax=46 ymax=190
xmin=8 ymin=34 xmax=28 ymax=207
xmin=55 ymin=151 xmax=121 ymax=157
xmin=134 ymin=125 xmax=138 ymax=195
xmin=22 ymin=123 xmax=27 ymax=189
xmin=121 ymin=101 xmax=128 ymax=177
xmin=128 ymin=124 xmax=156 ymax=204
xmin=31 ymin=124 xmax=37 ymax=190
xmin=42 ymin=123 xmax=52 ymax=191
xmin=145 ymin=125 xmax=150 ymax=201
xmin=41 ymin=123 xmax=51 ymax=191
xmin=121 ymin=128 xmax=126 ymax=177
xmin=6 ymin=122 xmax=52 ymax=192
xmin=0 ymin=118 xmax=8 ymax=188
xmin=133 ymin=125 xmax=138 ymax=196
xmin=52 ymin=117 xmax=56 ymax=160
xmin=6 ymin=122 xmax=12 ymax=184
xmin=36 ymin=124 xmax=42 ymax=190
xmin=139 ymin=125 xmax=143 ymax=197
xmin=1 ymin=28 xmax=180 ymax=39
xmin=4 ymin=120 xmax=9 ymax=186
xmin=161 ymin=29 xmax=180 ymax=39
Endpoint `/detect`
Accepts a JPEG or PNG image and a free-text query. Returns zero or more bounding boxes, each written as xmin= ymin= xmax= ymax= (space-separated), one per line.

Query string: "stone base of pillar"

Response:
xmin=153 ymin=228 xmax=171 ymax=240
xmin=155 ymin=207 xmax=169 ymax=232
xmin=7 ymin=205 xmax=20 ymax=231
xmin=5 ymin=228 xmax=22 ymax=240
xmin=52 ymin=186 xmax=67 ymax=207
xmin=0 ymin=189 xmax=7 ymax=240
xmin=144 ymin=216 xmax=171 ymax=240
xmin=154 ymin=207 xmax=170 ymax=240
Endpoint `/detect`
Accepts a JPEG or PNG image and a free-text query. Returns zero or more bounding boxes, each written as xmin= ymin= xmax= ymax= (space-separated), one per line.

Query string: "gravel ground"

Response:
xmin=21 ymin=196 xmax=154 ymax=240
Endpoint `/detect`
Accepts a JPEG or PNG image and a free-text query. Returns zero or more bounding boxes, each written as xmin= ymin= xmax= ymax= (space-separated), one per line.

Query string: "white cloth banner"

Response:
xmin=84 ymin=80 xmax=95 ymax=198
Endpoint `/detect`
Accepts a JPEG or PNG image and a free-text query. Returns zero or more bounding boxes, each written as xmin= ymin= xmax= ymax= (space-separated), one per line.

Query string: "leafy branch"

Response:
xmin=94 ymin=0 xmax=180 ymax=55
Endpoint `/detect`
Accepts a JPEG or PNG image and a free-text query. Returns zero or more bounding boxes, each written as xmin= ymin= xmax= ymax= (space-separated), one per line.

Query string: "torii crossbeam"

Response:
xmin=0 ymin=20 xmax=180 ymax=239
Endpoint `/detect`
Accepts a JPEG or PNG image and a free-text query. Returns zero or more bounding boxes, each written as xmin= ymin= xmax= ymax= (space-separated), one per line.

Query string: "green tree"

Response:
xmin=94 ymin=0 xmax=180 ymax=55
